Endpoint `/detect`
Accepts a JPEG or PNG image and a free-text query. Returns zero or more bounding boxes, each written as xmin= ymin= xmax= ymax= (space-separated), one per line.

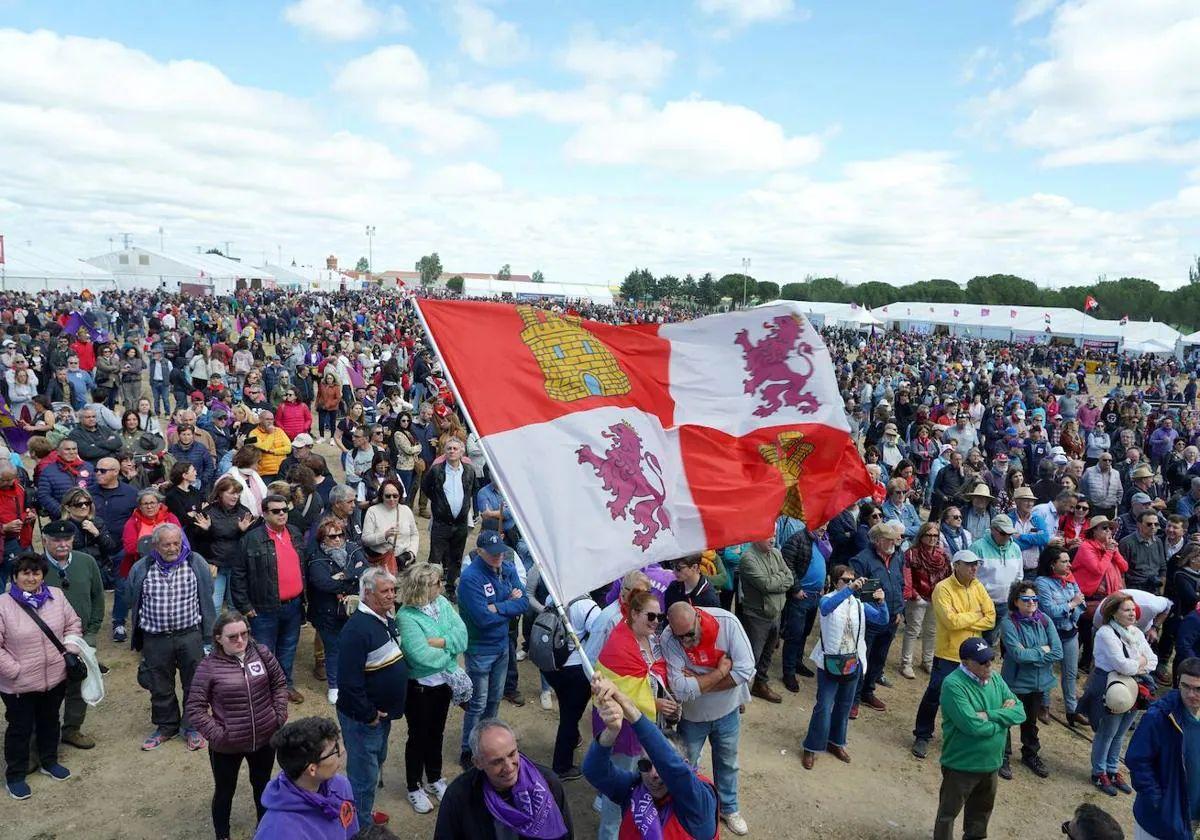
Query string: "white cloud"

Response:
xmin=424 ymin=162 xmax=504 ymax=194
xmin=979 ymin=0 xmax=1200 ymax=165
xmin=283 ymin=0 xmax=407 ymax=41
xmin=332 ymin=45 xmax=491 ymax=153
xmin=1013 ymin=0 xmax=1059 ymax=25
xmin=565 ymin=98 xmax=823 ymax=174
xmin=451 ymin=81 xmax=620 ymax=125
xmin=697 ymin=0 xmax=806 ymax=27
xmin=450 ymin=0 xmax=528 ymax=66
xmin=559 ymin=32 xmax=676 ymax=90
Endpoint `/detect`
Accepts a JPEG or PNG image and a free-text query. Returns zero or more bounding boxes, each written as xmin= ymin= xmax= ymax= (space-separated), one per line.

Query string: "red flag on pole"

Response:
xmin=1010 ymin=309 xmax=1017 ymax=318
xmin=414 ymin=300 xmax=870 ymax=599
xmin=980 ymin=307 xmax=990 ymax=317
xmin=1084 ymin=295 xmax=1099 ymax=311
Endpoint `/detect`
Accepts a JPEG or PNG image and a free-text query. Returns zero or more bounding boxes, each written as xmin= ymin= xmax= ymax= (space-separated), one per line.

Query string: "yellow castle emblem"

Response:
xmin=759 ymin=430 xmax=815 ymax=520
xmin=517 ymin=305 xmax=631 ymax=401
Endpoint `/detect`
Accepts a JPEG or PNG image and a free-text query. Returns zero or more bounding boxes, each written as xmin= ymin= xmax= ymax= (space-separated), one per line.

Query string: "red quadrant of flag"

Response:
xmin=416 ymin=299 xmax=673 ymax=437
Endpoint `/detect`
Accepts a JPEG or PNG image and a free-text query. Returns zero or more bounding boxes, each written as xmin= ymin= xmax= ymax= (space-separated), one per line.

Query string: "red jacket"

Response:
xmin=273 ymin=401 xmax=312 ymax=440
xmin=71 ymin=339 xmax=96 ymax=372
xmin=0 ymin=484 xmax=33 ymax=548
xmin=120 ymin=509 xmax=182 ymax=576
xmin=185 ymin=643 xmax=289 ymax=754
xmin=1072 ymin=538 xmax=1128 ymax=599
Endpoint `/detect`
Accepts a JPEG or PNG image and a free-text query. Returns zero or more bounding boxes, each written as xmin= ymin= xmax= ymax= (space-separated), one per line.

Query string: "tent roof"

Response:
xmin=87 ymin=248 xmax=275 ymax=280
xmin=462 ymin=277 xmax=613 ymax=304
xmin=0 ymin=241 xmax=115 ymax=282
xmin=1182 ymin=330 xmax=1200 ymax=346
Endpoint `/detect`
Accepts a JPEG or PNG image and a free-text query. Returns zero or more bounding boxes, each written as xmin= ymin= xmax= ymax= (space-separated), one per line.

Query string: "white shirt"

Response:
xmin=544 ymin=596 xmax=602 ymax=668
xmin=444 ymin=461 xmax=465 ymax=518
xmin=1116 ymin=588 xmax=1172 ymax=633
xmin=1093 ymin=623 xmax=1157 ymax=676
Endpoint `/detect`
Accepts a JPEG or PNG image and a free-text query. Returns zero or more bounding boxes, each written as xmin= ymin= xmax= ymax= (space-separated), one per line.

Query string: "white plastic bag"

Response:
xmin=64 ymin=634 xmax=105 ymax=706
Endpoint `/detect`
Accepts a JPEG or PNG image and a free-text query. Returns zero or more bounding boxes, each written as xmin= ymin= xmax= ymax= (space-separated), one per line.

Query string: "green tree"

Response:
xmin=498 ymin=264 xmax=512 ymax=281
xmin=446 ymin=275 xmax=464 ymax=294
xmin=898 ymin=279 xmax=963 ymax=303
xmin=681 ymin=274 xmax=698 ymax=301
xmin=852 ymin=281 xmax=901 ymax=308
xmin=620 ymin=268 xmax=654 ymax=301
xmin=531 ymin=269 xmax=544 ymax=283
xmin=717 ymin=273 xmax=753 ymax=303
xmin=658 ymin=274 xmax=682 ymax=300
xmin=696 ymin=272 xmax=719 ymax=307
xmin=781 ymin=282 xmax=810 ymax=301
xmin=964 ymin=274 xmax=1039 ymax=305
xmin=415 ymin=253 xmax=442 ymax=288
xmin=355 ymin=256 xmax=369 ymax=273
xmin=1189 ymin=256 xmax=1200 ymax=285
xmin=807 ymin=277 xmax=849 ymax=302
xmin=755 ymin=280 xmax=780 ymax=301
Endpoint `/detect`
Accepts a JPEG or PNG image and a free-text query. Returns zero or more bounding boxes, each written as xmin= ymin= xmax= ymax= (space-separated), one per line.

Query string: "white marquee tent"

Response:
xmin=88 ymin=248 xmax=276 ymax=296
xmin=0 ymin=241 xmax=117 ymax=293
xmin=462 ymin=277 xmax=614 ymax=305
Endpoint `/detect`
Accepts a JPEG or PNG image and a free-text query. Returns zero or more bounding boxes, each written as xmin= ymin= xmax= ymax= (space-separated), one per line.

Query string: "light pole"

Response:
xmin=365 ymin=225 xmax=376 ymax=276
xmin=742 ymin=257 xmax=751 ymax=308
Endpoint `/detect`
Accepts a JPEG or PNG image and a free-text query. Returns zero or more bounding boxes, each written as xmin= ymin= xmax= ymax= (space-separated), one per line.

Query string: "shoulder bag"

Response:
xmin=17 ymin=600 xmax=88 ymax=682
xmin=822 ymin=598 xmax=864 ymax=683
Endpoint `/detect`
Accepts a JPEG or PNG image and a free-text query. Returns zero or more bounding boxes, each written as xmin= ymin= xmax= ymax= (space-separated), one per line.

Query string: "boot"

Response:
xmin=750 ymin=678 xmax=781 ymax=704
xmin=313 ymin=661 xmax=327 ymax=682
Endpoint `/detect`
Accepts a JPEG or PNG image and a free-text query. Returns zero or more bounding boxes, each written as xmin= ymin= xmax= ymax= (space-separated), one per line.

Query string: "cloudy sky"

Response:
xmin=1 ymin=0 xmax=1198 ymax=288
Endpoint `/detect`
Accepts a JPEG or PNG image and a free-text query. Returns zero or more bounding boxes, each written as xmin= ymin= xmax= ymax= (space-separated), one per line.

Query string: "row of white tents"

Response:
xmin=791 ymin=300 xmax=1200 ymax=358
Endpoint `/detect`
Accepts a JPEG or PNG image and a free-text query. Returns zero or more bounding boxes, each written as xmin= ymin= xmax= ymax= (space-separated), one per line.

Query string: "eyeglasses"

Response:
xmin=382 ymin=493 xmax=400 ymax=499
xmin=223 ymin=630 xmax=249 ymax=640
xmin=1018 ymin=595 xmax=1039 ymax=603
xmin=317 ymin=743 xmax=342 ymax=763
xmin=266 ymin=507 xmax=288 ymax=514
xmin=326 ymin=532 xmax=345 ymax=540
xmin=636 ymin=758 xmax=654 ymax=773
xmin=96 ymin=467 xmax=117 ymax=474
xmin=921 ymin=533 xmax=938 ymax=539
xmin=1179 ymin=681 xmax=1200 ymax=694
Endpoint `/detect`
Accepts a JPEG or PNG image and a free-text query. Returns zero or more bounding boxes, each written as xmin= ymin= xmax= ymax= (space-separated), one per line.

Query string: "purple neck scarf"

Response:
xmin=1013 ymin=608 xmax=1048 ymax=627
xmin=8 ymin=582 xmax=52 ymax=609
xmin=482 ymin=755 xmax=568 ymax=839
xmin=279 ymin=773 xmax=349 ymax=821
xmin=628 ymin=781 xmax=671 ymax=840
xmin=153 ymin=548 xmax=189 ymax=574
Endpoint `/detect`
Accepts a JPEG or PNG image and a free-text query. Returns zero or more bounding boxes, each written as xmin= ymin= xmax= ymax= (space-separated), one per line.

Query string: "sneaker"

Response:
xmin=61 ymin=729 xmax=96 ymax=750
xmin=540 ymin=690 xmax=553 ymax=711
xmin=722 ymin=811 xmax=749 ymax=836
xmin=407 ymin=788 xmax=434 ymax=814
xmin=504 ymin=691 xmax=526 ymax=707
xmin=185 ymin=729 xmax=207 ymax=751
xmin=877 ymin=674 xmax=892 ymax=688
xmin=111 ymin=624 xmax=127 ymax=643
xmin=515 ymin=650 xmax=527 ymax=662
xmin=327 ymin=688 xmax=339 ymax=705
xmin=424 ymin=778 xmax=448 ymax=801
xmin=1112 ymin=772 xmax=1133 ymax=794
xmin=141 ymin=729 xmax=173 ymax=751
xmin=371 ymin=811 xmax=390 ymax=825
xmin=38 ymin=763 xmax=71 ymax=781
xmin=796 ymin=664 xmax=815 ymax=678
xmin=900 ymin=664 xmax=916 ymax=680
xmin=911 ymin=737 xmax=929 ymax=760
xmin=998 ymin=759 xmax=1012 ymax=780
xmin=6 ymin=780 xmax=31 ymax=800
xmin=1093 ymin=773 xmax=1118 ymax=796
xmin=557 ymin=766 xmax=583 ymax=782
xmin=1022 ymin=754 xmax=1050 ymax=778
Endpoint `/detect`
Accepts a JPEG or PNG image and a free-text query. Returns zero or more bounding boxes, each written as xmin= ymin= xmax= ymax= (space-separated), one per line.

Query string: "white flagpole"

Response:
xmin=411 ymin=299 xmax=596 ymax=679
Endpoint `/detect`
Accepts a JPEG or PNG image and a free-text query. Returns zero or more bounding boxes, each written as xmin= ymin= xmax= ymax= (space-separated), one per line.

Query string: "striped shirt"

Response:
xmin=139 ymin=561 xmax=201 ymax=634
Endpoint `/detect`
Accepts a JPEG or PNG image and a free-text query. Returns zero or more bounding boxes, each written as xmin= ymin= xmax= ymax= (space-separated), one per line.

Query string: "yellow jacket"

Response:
xmin=251 ymin=426 xmax=292 ymax=478
xmin=931 ymin=574 xmax=995 ymax=662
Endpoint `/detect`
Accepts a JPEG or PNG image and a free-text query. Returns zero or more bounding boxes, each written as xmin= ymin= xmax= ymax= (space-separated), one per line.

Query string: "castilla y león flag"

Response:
xmin=414 ymin=300 xmax=871 ymax=599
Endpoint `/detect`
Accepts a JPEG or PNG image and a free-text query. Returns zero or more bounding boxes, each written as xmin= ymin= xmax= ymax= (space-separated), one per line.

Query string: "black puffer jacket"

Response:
xmin=203 ymin=501 xmax=254 ymax=569
xmin=184 ymin=643 xmax=289 ymax=754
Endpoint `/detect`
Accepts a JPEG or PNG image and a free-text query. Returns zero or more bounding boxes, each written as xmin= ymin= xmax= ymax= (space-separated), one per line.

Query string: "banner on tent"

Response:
xmin=1082 ymin=339 xmax=1119 ymax=354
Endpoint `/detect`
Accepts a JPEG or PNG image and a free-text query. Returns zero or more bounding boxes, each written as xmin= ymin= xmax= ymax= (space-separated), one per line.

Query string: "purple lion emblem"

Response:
xmin=576 ymin=421 xmax=672 ymax=551
xmin=734 ymin=314 xmax=820 ymax=418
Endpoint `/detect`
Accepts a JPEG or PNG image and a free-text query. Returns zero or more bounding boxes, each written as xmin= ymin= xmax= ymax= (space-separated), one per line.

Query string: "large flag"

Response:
xmin=61 ymin=310 xmax=108 ymax=343
xmin=415 ymin=300 xmax=872 ymax=600
xmin=1084 ymin=294 xmax=1099 ymax=312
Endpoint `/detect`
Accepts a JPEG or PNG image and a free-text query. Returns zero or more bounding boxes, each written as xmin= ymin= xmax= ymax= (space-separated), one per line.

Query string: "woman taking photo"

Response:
xmin=1080 ymin=592 xmax=1156 ymax=797
xmin=60 ymin=488 xmax=118 ymax=576
xmin=195 ymin=476 xmax=256 ymax=610
xmin=164 ymin=461 xmax=206 ymax=544
xmin=306 ymin=517 xmax=369 ymax=705
xmin=185 ymin=610 xmax=289 ymax=840
xmin=998 ymin=580 xmax=1062 ymax=780
xmin=0 ymin=552 xmax=82 ymax=800
xmin=361 ymin=479 xmax=419 ymax=574
xmin=900 ymin=522 xmax=950 ymax=679
xmin=801 ymin=564 xmax=886 ymax=770
xmin=395 ymin=561 xmax=467 ymax=815
xmin=1035 ymin=546 xmax=1088 ymax=727
xmin=315 ymin=373 xmax=341 ymax=444
xmin=391 ymin=412 xmax=422 ymax=504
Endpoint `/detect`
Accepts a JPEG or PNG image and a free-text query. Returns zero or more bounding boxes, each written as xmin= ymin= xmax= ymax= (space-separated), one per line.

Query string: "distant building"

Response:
xmin=87 ymin=247 xmax=275 ymax=296
xmin=376 ymin=270 xmax=532 ymax=289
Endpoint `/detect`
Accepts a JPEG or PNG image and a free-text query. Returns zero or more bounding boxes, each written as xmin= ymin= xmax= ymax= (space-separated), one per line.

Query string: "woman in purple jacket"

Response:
xmin=186 ymin=610 xmax=290 ymax=840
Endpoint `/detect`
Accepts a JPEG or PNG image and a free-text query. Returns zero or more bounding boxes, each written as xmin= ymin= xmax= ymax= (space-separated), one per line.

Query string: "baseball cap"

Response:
xmin=1131 ymin=492 xmax=1153 ymax=505
xmin=990 ymin=515 xmax=1017 ymax=535
xmin=477 ymin=531 xmax=507 ymax=556
xmin=959 ymin=637 xmax=996 ymax=664
xmin=951 ymin=549 xmax=980 ymax=565
xmin=292 ymin=433 xmax=315 ymax=447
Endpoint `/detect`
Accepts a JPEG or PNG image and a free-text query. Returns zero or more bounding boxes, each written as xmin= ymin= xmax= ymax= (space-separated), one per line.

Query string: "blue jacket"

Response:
xmin=1177 ymin=611 xmax=1200 ymax=666
xmin=1035 ymin=575 xmax=1084 ymax=638
xmin=851 ymin=545 xmax=905 ymax=625
xmin=335 ymin=605 xmax=409 ymax=724
xmin=1008 ymin=511 xmax=1049 ymax=555
xmin=998 ymin=613 xmax=1063 ymax=693
xmin=457 ymin=552 xmax=529 ymax=655
xmin=36 ymin=459 xmax=98 ymax=517
xmin=168 ymin=440 xmax=216 ymax=492
xmin=93 ymin=480 xmax=138 ymax=565
xmin=1126 ymin=689 xmax=1195 ymax=840
xmin=882 ymin=499 xmax=922 ymax=543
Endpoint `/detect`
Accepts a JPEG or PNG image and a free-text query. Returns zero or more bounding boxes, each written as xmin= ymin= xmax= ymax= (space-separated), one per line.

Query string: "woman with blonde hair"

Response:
xmin=395 ymin=561 xmax=468 ymax=814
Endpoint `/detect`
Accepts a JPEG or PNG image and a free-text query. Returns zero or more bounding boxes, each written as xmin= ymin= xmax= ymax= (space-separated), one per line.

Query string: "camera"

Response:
xmin=856 ymin=578 xmax=881 ymax=598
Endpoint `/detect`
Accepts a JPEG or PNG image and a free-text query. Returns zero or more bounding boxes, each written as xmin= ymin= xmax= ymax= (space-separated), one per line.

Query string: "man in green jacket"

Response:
xmin=41 ymin=520 xmax=106 ymax=750
xmin=738 ymin=538 xmax=793 ymax=704
xmin=934 ymin=636 xmax=1025 ymax=840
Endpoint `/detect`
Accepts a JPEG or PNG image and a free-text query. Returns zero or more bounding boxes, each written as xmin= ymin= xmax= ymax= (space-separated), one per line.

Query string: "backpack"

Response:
xmin=528 ymin=597 xmax=597 ymax=672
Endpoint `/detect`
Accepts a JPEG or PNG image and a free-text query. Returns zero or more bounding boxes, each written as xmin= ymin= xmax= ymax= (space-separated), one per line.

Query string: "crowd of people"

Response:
xmin=0 ymin=287 xmax=1196 ymax=839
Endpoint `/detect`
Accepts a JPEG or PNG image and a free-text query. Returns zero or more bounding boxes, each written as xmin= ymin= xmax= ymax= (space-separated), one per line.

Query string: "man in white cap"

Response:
xmin=279 ymin=432 xmax=314 ymax=479
xmin=1007 ymin=486 xmax=1050 ymax=578
xmin=969 ymin=517 xmax=1023 ymax=645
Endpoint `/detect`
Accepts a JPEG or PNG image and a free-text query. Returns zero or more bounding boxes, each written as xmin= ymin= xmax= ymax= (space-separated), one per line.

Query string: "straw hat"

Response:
xmin=1085 ymin=515 xmax=1113 ymax=534
xmin=1011 ymin=487 xmax=1037 ymax=502
xmin=968 ymin=484 xmax=993 ymax=499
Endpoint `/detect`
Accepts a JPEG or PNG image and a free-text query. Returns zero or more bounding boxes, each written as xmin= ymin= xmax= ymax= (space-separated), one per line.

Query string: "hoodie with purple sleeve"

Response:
xmin=253 ymin=772 xmax=359 ymax=839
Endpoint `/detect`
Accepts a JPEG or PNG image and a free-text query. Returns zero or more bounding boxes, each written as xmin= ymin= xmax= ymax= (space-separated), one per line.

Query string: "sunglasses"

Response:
xmin=640 ymin=611 xmax=662 ymax=623
xmin=68 ymin=501 xmax=93 ymax=508
xmin=223 ymin=630 xmax=249 ymax=640
xmin=266 ymin=507 xmax=288 ymax=514
xmin=326 ymin=532 xmax=345 ymax=539
xmin=839 ymin=576 xmax=855 ymax=584
xmin=1018 ymin=595 xmax=1039 ymax=603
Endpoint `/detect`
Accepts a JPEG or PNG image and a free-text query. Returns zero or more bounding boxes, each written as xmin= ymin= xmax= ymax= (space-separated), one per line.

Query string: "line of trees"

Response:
xmin=618 ymin=258 xmax=1200 ymax=329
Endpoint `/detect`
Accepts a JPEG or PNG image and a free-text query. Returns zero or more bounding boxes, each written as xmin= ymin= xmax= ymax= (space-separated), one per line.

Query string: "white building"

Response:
xmin=87 ymin=247 xmax=276 ymax=296
xmin=0 ymin=241 xmax=117 ymax=294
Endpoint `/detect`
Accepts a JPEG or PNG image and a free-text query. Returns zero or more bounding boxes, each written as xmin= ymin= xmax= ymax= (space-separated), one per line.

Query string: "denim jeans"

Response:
xmin=315 ymin=621 xmax=343 ymax=690
xmin=781 ymin=592 xmax=820 ymax=676
xmin=914 ymin=657 xmax=960 ymax=740
xmin=112 ymin=572 xmax=130 ymax=628
xmin=249 ymin=598 xmax=303 ymax=688
xmin=150 ymin=381 xmax=170 ymax=416
xmin=338 ymin=712 xmax=390 ymax=819
xmin=212 ymin=568 xmax=230 ymax=612
xmin=1091 ymin=709 xmax=1135 ymax=776
xmin=461 ymin=648 xmax=508 ymax=753
xmin=1043 ymin=632 xmax=1079 ymax=714
xmin=859 ymin=620 xmax=898 ymax=698
xmin=803 ymin=666 xmax=862 ymax=752
xmin=678 ymin=708 xmax=741 ymax=816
